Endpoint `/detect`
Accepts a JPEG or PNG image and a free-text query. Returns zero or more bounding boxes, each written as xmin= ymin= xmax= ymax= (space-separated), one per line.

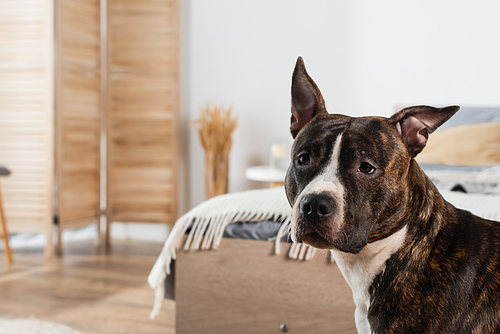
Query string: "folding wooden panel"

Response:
xmin=0 ymin=0 xmax=55 ymax=255
xmin=106 ymin=0 xmax=179 ymax=227
xmin=55 ymin=0 xmax=101 ymax=253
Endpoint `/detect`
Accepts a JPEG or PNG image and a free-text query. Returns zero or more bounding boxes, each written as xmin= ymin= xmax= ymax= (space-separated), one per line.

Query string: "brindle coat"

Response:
xmin=285 ymin=57 xmax=500 ymax=333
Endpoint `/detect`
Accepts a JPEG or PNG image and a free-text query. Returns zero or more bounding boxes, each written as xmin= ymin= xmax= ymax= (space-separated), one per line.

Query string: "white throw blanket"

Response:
xmin=148 ymin=186 xmax=500 ymax=319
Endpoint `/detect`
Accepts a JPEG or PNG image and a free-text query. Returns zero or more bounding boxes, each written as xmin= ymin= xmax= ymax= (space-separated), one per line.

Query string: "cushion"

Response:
xmin=417 ymin=122 xmax=500 ymax=166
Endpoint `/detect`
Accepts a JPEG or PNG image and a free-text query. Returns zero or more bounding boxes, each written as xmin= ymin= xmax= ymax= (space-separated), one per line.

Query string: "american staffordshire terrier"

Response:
xmin=285 ymin=57 xmax=500 ymax=333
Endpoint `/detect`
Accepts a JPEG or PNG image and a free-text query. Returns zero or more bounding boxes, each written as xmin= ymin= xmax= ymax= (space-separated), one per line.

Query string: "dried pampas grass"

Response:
xmin=193 ymin=103 xmax=237 ymax=199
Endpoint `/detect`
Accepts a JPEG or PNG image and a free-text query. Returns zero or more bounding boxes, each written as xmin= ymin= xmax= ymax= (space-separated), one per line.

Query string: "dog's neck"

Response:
xmin=332 ymin=226 xmax=408 ymax=334
xmin=402 ymin=161 xmax=450 ymax=258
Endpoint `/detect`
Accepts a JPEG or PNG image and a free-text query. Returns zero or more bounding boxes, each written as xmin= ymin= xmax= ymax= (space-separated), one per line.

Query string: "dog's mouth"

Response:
xmin=300 ymin=231 xmax=366 ymax=254
xmin=301 ymin=232 xmax=336 ymax=250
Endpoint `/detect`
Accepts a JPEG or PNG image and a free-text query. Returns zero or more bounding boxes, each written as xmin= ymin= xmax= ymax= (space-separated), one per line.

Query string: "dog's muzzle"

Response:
xmin=293 ymin=193 xmax=340 ymax=249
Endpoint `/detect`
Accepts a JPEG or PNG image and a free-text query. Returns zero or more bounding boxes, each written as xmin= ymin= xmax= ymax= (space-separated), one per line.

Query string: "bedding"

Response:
xmin=222 ymin=220 xmax=286 ymax=241
xmin=419 ymin=163 xmax=500 ymax=222
xmin=421 ymin=163 xmax=500 ymax=195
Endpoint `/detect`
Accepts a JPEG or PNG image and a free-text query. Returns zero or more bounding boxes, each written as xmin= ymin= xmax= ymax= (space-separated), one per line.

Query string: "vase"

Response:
xmin=204 ymin=149 xmax=229 ymax=199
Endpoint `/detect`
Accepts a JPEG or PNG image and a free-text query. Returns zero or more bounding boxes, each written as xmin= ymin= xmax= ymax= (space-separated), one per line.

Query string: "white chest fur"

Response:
xmin=331 ymin=226 xmax=407 ymax=334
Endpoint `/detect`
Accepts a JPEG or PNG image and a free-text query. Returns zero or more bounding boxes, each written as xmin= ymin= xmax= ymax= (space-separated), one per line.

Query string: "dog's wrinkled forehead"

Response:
xmin=292 ymin=113 xmax=407 ymax=170
xmin=292 ymin=114 xmax=349 ymax=151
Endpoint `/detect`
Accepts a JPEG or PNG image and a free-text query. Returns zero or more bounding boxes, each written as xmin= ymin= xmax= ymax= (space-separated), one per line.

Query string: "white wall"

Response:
xmin=181 ymin=0 xmax=500 ymax=211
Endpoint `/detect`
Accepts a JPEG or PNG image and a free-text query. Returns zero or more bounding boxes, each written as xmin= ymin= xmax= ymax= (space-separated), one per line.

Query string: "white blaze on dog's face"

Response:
xmin=289 ymin=132 xmax=346 ymax=247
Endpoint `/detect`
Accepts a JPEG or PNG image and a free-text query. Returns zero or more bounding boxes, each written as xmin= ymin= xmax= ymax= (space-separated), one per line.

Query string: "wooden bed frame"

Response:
xmin=175 ymin=236 xmax=357 ymax=334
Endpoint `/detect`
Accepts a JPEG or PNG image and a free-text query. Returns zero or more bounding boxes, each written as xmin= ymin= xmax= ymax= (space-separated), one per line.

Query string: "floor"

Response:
xmin=0 ymin=240 xmax=175 ymax=334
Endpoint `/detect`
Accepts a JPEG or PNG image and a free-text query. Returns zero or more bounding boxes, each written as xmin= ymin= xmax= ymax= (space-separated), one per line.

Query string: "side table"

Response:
xmin=245 ymin=166 xmax=287 ymax=188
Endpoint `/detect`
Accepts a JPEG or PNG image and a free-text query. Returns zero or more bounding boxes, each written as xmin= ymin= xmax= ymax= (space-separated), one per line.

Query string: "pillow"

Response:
xmin=417 ymin=122 xmax=500 ymax=166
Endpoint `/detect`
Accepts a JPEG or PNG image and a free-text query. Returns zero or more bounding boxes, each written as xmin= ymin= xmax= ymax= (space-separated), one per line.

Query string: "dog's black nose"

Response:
xmin=300 ymin=194 xmax=335 ymax=218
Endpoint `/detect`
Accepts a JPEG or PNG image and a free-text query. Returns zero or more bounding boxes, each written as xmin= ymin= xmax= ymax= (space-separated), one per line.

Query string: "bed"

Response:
xmin=148 ymin=107 xmax=500 ymax=334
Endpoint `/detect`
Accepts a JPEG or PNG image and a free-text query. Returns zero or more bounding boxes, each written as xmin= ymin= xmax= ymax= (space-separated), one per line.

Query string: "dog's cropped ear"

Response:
xmin=290 ymin=57 xmax=328 ymax=138
xmin=388 ymin=105 xmax=460 ymax=157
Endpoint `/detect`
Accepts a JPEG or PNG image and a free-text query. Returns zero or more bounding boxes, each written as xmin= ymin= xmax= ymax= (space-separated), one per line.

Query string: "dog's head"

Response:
xmin=285 ymin=57 xmax=459 ymax=253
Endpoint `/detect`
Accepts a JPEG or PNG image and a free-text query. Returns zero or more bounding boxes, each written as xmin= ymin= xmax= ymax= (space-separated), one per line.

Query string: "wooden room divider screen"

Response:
xmin=0 ymin=0 xmax=179 ymax=257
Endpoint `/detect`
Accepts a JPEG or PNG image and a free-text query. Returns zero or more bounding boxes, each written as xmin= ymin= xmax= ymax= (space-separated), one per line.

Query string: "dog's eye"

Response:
xmin=297 ymin=154 xmax=310 ymax=166
xmin=359 ymin=162 xmax=375 ymax=174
